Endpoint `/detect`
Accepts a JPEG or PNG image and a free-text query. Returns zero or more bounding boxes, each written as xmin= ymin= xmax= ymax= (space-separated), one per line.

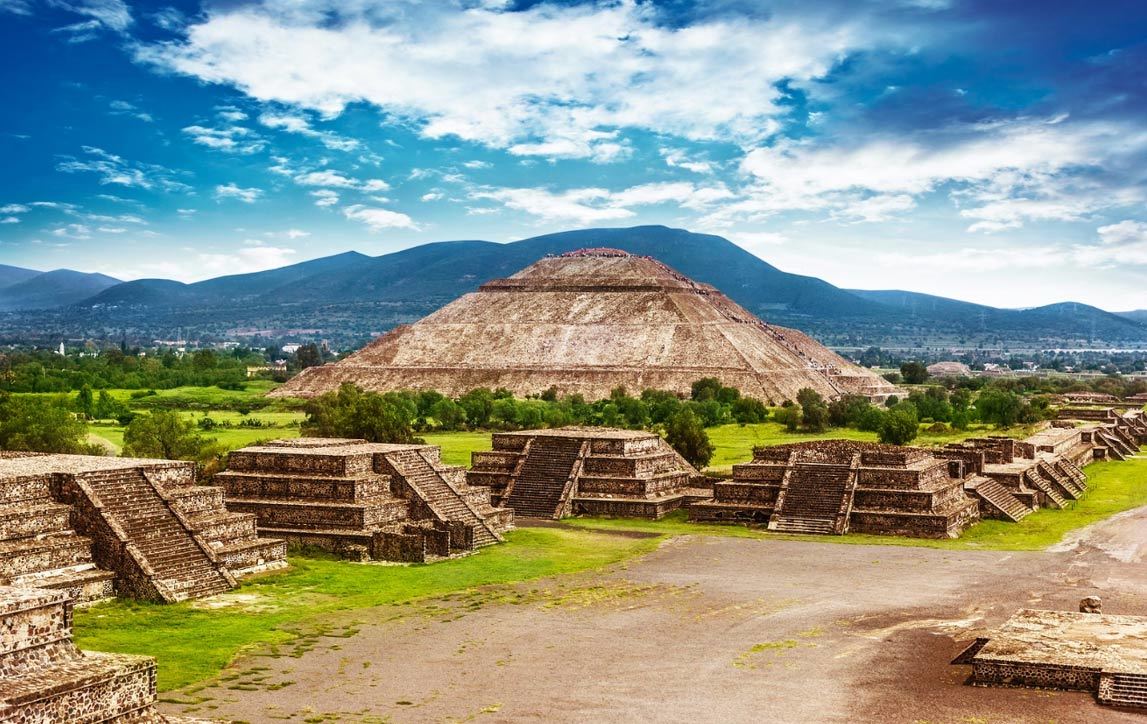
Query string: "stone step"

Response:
xmin=0 ymin=503 xmax=73 ymax=542
xmin=969 ymin=478 xmax=1032 ymax=522
xmin=0 ymin=533 xmax=97 ymax=579
xmin=4 ymin=565 xmax=116 ymax=605
xmin=770 ymin=516 xmax=836 ymax=534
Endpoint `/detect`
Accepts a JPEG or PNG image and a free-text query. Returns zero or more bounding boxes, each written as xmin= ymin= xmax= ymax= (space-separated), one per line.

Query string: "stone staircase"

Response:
xmin=385 ymin=448 xmax=504 ymax=547
xmin=1022 ymin=468 xmax=1068 ymax=509
xmin=70 ymin=469 xmax=232 ymax=602
xmin=505 ymin=436 xmax=586 ymax=519
xmin=0 ymin=585 xmax=161 ymax=722
xmin=769 ymin=461 xmax=855 ymax=535
xmin=166 ymin=485 xmax=287 ymax=577
xmin=1036 ymin=461 xmax=1083 ymax=499
xmin=0 ymin=476 xmax=114 ymax=605
xmin=1055 ymin=458 xmax=1088 ymax=488
xmin=968 ymin=477 xmax=1033 ymax=522
xmin=1101 ymin=672 xmax=1147 ymax=709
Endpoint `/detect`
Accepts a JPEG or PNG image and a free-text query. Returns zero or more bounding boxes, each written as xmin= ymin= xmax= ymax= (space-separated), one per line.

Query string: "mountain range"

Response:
xmin=1 ymin=226 xmax=1145 ymax=349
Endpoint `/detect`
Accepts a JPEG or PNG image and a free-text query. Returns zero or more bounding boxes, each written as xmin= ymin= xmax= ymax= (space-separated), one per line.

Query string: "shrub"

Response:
xmin=665 ymin=408 xmax=714 ymax=468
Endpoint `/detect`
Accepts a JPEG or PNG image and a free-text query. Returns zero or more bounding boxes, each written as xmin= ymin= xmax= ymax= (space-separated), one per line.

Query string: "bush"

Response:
xmin=775 ymin=404 xmax=802 ymax=432
xmin=795 ymin=388 xmax=829 ymax=433
xmin=0 ymin=393 xmax=92 ymax=454
xmin=123 ymin=411 xmax=216 ymax=461
xmin=900 ymin=361 xmax=929 ymax=385
xmin=301 ymin=383 xmax=422 ymax=444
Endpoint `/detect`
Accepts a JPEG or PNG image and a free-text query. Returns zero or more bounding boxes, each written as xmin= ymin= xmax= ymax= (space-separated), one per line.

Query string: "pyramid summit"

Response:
xmin=273 ymin=248 xmax=897 ymax=403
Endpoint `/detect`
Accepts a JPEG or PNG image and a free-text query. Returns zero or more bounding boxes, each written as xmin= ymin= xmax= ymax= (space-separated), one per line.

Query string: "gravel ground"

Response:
xmin=164 ymin=507 xmax=1147 ymax=723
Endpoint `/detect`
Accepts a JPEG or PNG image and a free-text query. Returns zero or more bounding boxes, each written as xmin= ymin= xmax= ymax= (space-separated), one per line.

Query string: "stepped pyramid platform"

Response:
xmin=467 ymin=427 xmax=708 ymax=520
xmin=955 ymin=608 xmax=1147 ymax=710
xmin=271 ymin=248 xmax=898 ymax=404
xmin=0 ymin=585 xmax=164 ymax=722
xmin=0 ymin=453 xmax=284 ymax=603
xmin=218 ymin=438 xmax=512 ymax=563
xmin=689 ymin=440 xmax=979 ymax=538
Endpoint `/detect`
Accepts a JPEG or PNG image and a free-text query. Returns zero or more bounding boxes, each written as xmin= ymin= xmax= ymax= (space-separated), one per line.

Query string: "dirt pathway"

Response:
xmin=163 ymin=507 xmax=1147 ymax=723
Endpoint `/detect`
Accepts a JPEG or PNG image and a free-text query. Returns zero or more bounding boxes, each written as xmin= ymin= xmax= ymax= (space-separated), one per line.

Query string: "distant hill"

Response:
xmin=2 ymin=225 xmax=1145 ymax=348
xmin=0 ymin=264 xmax=43 ymax=290
xmin=1118 ymin=310 xmax=1147 ymax=324
xmin=849 ymin=290 xmax=1146 ymax=342
xmin=0 ymin=268 xmax=120 ymax=311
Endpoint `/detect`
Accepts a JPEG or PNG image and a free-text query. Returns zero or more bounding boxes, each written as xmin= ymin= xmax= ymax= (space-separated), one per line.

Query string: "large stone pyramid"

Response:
xmin=273 ymin=248 xmax=897 ymax=403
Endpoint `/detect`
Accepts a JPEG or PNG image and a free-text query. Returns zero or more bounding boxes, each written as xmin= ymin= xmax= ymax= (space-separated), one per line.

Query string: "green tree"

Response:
xmin=295 ymin=343 xmax=323 ymax=369
xmin=900 ymin=361 xmax=929 ymax=385
xmin=976 ymin=388 xmax=1023 ymax=427
xmin=302 ymin=383 xmax=421 ymax=443
xmin=731 ymin=397 xmax=768 ymax=424
xmin=796 ymin=388 xmax=829 ymax=433
xmin=665 ymin=408 xmax=714 ymax=468
xmin=75 ymin=385 xmax=95 ymax=418
xmin=0 ymin=393 xmax=92 ymax=453
xmin=123 ymin=411 xmax=214 ymax=460
xmin=828 ymin=394 xmax=871 ymax=428
xmin=878 ymin=404 xmax=919 ymax=445
xmin=775 ymin=403 xmax=802 ymax=432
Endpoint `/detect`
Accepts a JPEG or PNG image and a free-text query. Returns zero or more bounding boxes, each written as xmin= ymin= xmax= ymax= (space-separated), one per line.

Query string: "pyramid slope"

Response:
xmin=274 ymin=249 xmax=896 ymax=403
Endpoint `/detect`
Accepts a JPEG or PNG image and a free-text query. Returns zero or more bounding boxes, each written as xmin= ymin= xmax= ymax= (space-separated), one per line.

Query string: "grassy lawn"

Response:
xmin=74 ymin=526 xmax=662 ymax=692
xmin=423 ymin=430 xmax=492 ymax=467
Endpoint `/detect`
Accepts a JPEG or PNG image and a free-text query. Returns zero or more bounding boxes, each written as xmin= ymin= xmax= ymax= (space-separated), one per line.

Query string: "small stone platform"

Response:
xmin=0 ymin=585 xmax=164 ymax=722
xmin=689 ymin=440 xmax=979 ymax=537
xmin=218 ymin=438 xmax=512 ymax=562
xmin=0 ymin=453 xmax=285 ymax=603
xmin=467 ymin=427 xmax=708 ymax=519
xmin=956 ymin=608 xmax=1147 ymax=709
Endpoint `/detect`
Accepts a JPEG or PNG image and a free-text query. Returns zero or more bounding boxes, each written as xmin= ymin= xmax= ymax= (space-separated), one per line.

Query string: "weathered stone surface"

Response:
xmin=0 ymin=585 xmax=165 ymax=722
xmin=467 ymin=427 xmax=706 ymax=520
xmin=0 ymin=454 xmax=286 ymax=603
xmin=272 ymin=249 xmax=897 ymax=404
xmin=217 ymin=439 xmax=512 ymax=563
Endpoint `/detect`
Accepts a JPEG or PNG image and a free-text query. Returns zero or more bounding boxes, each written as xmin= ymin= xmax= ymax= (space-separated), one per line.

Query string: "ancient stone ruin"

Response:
xmin=954 ymin=608 xmax=1147 ymax=710
xmin=218 ymin=439 xmax=513 ymax=562
xmin=689 ymin=440 xmax=980 ymax=537
xmin=272 ymin=248 xmax=898 ymax=404
xmin=0 ymin=585 xmax=170 ymax=721
xmin=466 ymin=427 xmax=708 ymax=519
xmin=0 ymin=453 xmax=285 ymax=604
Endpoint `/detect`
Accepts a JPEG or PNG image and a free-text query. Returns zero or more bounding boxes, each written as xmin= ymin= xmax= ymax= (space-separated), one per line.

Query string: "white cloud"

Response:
xmin=462 ymin=160 xmax=491 ymax=169
xmin=420 ymin=192 xmax=444 ymax=202
xmin=310 ymin=189 xmax=339 ymax=207
xmin=0 ymin=1 xmax=33 ymax=16
xmin=56 ymin=146 xmax=190 ymax=192
xmin=182 ymin=124 xmax=264 ymax=154
xmin=96 ymin=226 xmax=127 ymax=233
xmin=472 ymin=180 xmax=733 ymax=223
xmin=343 ymin=204 xmax=418 ymax=231
xmin=1 ymin=217 xmax=20 ymax=224
xmin=661 ymin=148 xmax=714 ymax=174
xmin=109 ymin=100 xmax=154 ymax=123
xmin=137 ymin=1 xmax=873 ymax=160
xmin=258 ymin=111 xmax=359 ymax=151
xmin=51 ymin=223 xmax=92 ymax=239
xmin=197 ymin=243 xmax=297 ymax=277
xmin=294 ymin=170 xmax=358 ymax=188
xmin=214 ymin=183 xmax=263 ymax=203
xmin=0 ymin=204 xmax=29 ymax=214
xmin=49 ymin=0 xmax=132 ymax=32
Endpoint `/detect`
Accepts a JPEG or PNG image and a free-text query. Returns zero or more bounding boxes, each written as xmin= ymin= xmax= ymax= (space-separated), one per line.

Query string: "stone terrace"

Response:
xmin=957 ymin=608 xmax=1147 ymax=709
xmin=0 ymin=585 xmax=163 ymax=722
xmin=467 ymin=427 xmax=708 ymax=520
xmin=689 ymin=440 xmax=980 ymax=538
xmin=218 ymin=439 xmax=512 ymax=563
xmin=0 ymin=453 xmax=284 ymax=603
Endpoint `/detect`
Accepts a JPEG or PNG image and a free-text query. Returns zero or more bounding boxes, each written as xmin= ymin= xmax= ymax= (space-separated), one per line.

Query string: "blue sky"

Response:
xmin=2 ymin=0 xmax=1146 ymax=310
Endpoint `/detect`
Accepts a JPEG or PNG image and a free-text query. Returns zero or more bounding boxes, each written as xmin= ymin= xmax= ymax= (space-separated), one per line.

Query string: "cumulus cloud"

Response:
xmin=342 ymin=204 xmax=418 ymax=231
xmin=135 ymin=0 xmax=872 ymax=160
xmin=197 ymin=241 xmax=297 ymax=277
xmin=214 ymin=183 xmax=263 ymax=203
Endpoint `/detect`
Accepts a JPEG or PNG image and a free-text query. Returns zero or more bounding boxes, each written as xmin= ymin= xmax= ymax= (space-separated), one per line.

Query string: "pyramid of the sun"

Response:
xmin=273 ymin=248 xmax=897 ymax=403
